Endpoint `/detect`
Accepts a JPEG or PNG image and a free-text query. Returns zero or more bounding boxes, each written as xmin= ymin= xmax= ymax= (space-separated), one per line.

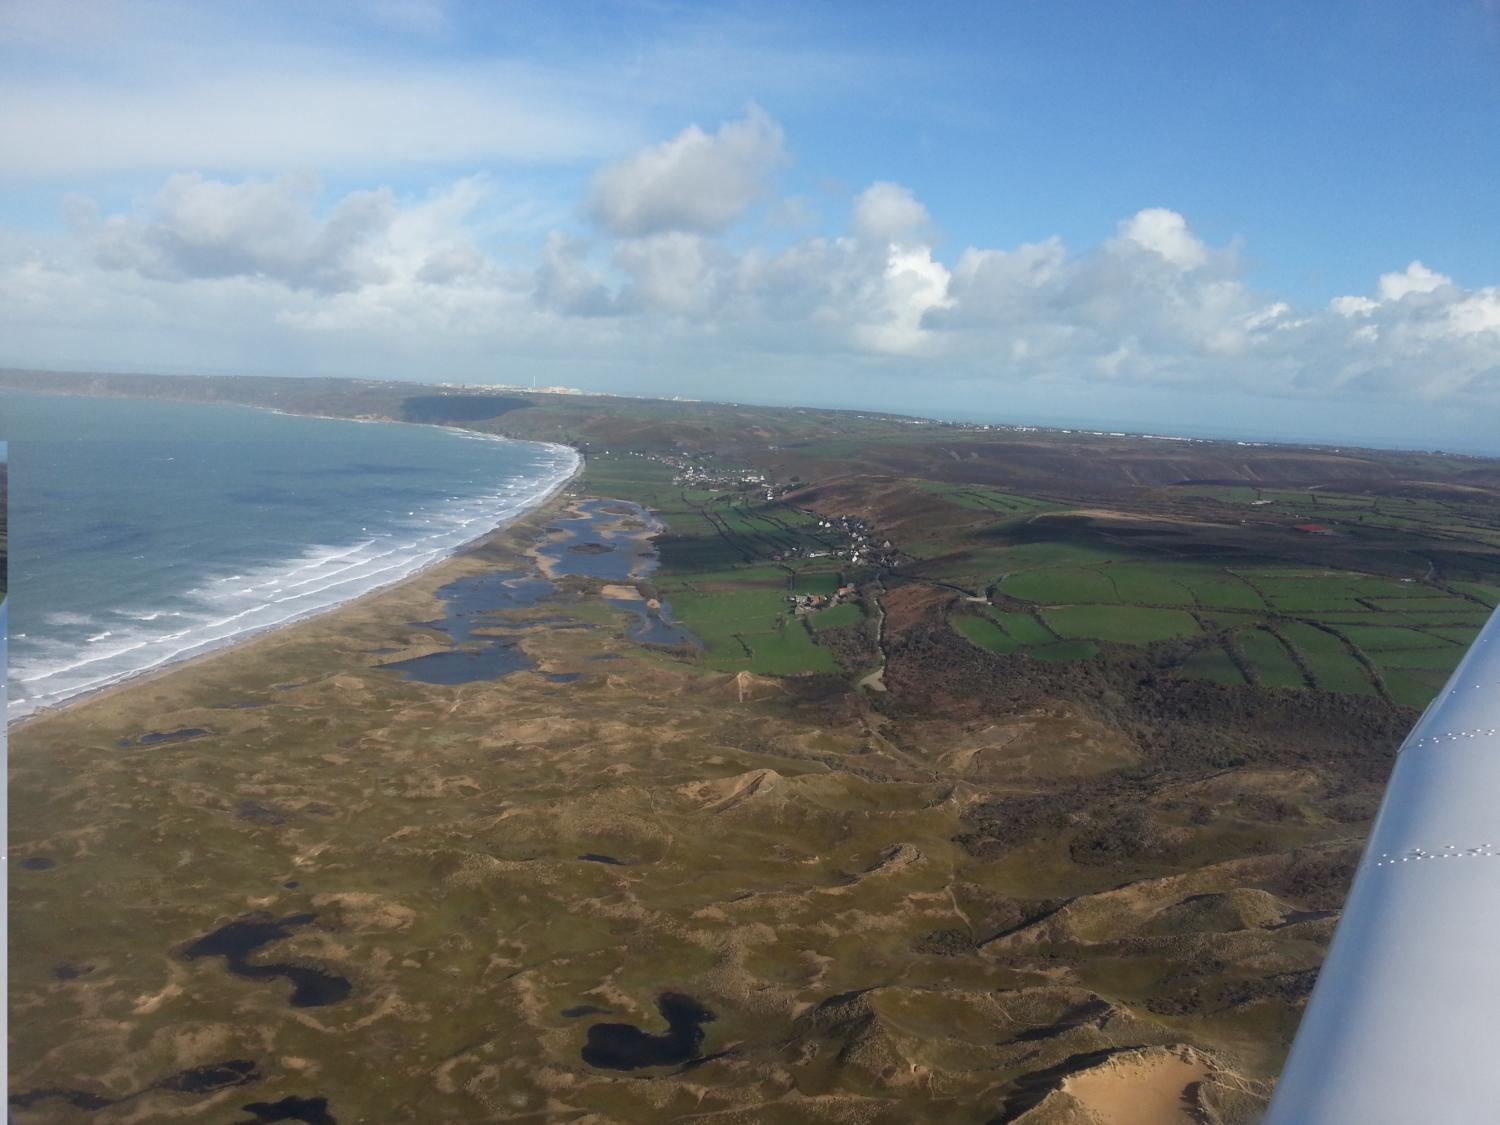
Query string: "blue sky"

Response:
xmin=2 ymin=0 xmax=1498 ymax=451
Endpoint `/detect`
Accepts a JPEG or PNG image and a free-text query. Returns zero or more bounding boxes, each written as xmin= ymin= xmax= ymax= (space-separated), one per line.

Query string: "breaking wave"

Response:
xmin=9 ymin=441 xmax=578 ymax=720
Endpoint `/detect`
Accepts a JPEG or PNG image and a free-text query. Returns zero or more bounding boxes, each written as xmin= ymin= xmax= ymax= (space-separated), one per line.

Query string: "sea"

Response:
xmin=0 ymin=391 xmax=579 ymax=720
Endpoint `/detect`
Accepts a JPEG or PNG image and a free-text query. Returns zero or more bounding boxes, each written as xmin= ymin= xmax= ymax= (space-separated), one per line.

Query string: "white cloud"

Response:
xmin=69 ymin=172 xmax=506 ymax=297
xmin=8 ymin=160 xmax=1500 ymax=411
xmin=75 ymin=172 xmax=395 ymax=292
xmin=853 ymin=245 xmax=952 ymax=354
xmin=1330 ymin=261 xmax=1499 ymax=360
xmin=1377 ymin=259 xmax=1452 ymax=301
xmin=943 ymin=238 xmax=1066 ymax=325
xmin=614 ymin=232 xmax=725 ymax=315
xmin=587 ymin=107 xmax=786 ymax=236
xmin=1331 ymin=294 xmax=1379 ymax=316
xmin=534 ymin=233 xmax=614 ymax=317
xmin=851 ymin=182 xmax=933 ymax=246
xmin=1114 ymin=207 xmax=1209 ymax=271
xmin=1446 ymin=290 xmax=1500 ymax=335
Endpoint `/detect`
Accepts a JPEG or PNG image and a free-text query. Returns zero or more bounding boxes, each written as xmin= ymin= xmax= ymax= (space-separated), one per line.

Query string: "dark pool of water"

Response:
xmin=19 ymin=856 xmax=56 ymax=871
xmin=381 ymin=643 xmax=533 ymax=685
xmin=578 ymin=853 xmax=628 ymax=865
xmin=233 ymin=1095 xmax=337 ymax=1124
xmin=604 ymin=598 xmax=701 ymax=649
xmin=183 ymin=914 xmax=351 ymax=1008
xmin=377 ymin=568 xmax=556 ymax=685
xmin=154 ymin=1059 xmax=260 ymax=1094
xmin=536 ymin=499 xmax=664 ymax=580
xmin=414 ymin=570 xmax=556 ymax=646
xmin=374 ymin=501 xmax=698 ymax=680
xmin=8 ymin=1088 xmax=114 ymax=1112
xmin=562 ymin=1004 xmax=612 ymax=1018
xmin=9 ymin=1059 xmax=261 ymax=1114
xmin=581 ymin=992 xmax=716 ymax=1070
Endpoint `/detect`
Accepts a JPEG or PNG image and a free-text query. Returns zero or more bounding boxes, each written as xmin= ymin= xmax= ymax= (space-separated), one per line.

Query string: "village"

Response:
xmin=607 ymin=448 xmax=787 ymax=501
xmin=607 ymin=451 xmax=902 ymax=620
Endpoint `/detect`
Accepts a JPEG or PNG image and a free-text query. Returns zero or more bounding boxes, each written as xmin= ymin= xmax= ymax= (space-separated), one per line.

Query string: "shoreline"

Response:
xmin=7 ymin=412 xmax=583 ymax=730
xmin=8 ymin=371 xmax=1500 ymax=462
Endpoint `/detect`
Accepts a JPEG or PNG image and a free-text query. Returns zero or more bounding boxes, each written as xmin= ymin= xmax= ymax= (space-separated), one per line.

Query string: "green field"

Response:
xmin=1189 ymin=576 xmax=1266 ymax=610
xmin=583 ymin=453 xmax=850 ymax=674
xmin=913 ymin=480 xmax=1052 ymax=515
xmin=809 ymin=601 xmax=865 ymax=631
xmin=1000 ymin=566 xmax=1118 ymax=604
xmin=944 ymin=511 xmax=1494 ymax=706
xmin=989 ymin=609 xmax=1059 ymax=646
xmin=1235 ymin=627 xmax=1307 ymax=689
xmin=953 ymin=606 xmax=1109 ymax=662
xmin=1179 ymin=640 xmax=1247 ymax=685
xmin=1044 ymin=605 xmax=1200 ymax=645
xmin=1368 ymin=647 xmax=1468 ymax=670
xmin=954 ymin=614 xmax=1023 ymax=655
xmin=1338 ymin=625 xmax=1456 ymax=651
xmin=1452 ymin=582 xmax=1500 ymax=607
xmin=590 ymin=446 xmax=1497 ymax=708
xmin=1274 ymin=623 xmax=1377 ymax=695
xmin=1381 ymin=669 xmax=1450 ymax=708
xmin=1031 ymin=640 xmax=1101 ymax=662
xmin=1103 ymin=565 xmax=1198 ymax=606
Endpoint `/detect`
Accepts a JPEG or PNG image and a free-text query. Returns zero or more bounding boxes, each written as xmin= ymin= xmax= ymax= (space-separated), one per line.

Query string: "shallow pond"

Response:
xmin=377 ymin=568 xmax=553 ymax=685
xmin=604 ymin=597 xmax=701 ymax=649
xmin=536 ymin=499 xmax=664 ymax=581
xmin=183 ymin=913 xmax=352 ymax=1008
xmin=581 ymin=992 xmax=716 ymax=1070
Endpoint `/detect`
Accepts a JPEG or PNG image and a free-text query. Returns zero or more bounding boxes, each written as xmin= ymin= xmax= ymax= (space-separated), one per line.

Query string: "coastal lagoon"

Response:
xmin=0 ymin=391 xmax=577 ymax=718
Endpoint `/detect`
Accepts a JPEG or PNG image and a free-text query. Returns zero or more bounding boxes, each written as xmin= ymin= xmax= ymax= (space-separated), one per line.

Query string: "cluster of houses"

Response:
xmin=613 ymin=450 xmax=905 ymax=572
xmin=612 ymin=450 xmax=786 ymax=500
xmin=789 ymin=584 xmax=859 ymax=617
xmin=769 ymin=520 xmax=900 ymax=573
xmin=805 ymin=515 xmax=897 ymax=568
xmin=670 ymin=461 xmax=771 ymax=493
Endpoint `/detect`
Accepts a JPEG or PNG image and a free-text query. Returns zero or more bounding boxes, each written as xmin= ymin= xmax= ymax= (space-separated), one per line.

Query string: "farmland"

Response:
xmin=944 ymin=510 xmax=1493 ymax=708
xmin=579 ymin=421 xmax=1499 ymax=710
xmin=582 ymin=452 xmax=864 ymax=675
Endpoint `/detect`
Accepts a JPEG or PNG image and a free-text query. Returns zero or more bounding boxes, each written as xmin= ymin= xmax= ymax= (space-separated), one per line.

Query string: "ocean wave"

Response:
xmin=114 ymin=609 xmax=187 ymax=623
xmin=43 ymin=611 xmax=96 ymax=627
xmin=9 ymin=442 xmax=580 ymax=720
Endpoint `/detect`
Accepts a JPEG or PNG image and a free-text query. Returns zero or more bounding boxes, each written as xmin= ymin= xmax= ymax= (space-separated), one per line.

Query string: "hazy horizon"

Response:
xmin=7 ymin=364 xmax=1499 ymax=460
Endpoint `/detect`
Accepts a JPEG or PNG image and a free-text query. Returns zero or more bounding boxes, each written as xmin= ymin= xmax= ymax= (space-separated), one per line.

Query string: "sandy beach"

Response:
xmin=7 ymin=415 xmax=582 ymax=730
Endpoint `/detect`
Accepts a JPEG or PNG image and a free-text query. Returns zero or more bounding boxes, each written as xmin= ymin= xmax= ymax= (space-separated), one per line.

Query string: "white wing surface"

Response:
xmin=1266 ymin=605 xmax=1500 ymax=1122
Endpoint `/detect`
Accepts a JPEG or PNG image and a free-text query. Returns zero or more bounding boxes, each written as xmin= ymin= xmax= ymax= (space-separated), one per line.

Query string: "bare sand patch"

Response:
xmin=1058 ymin=1046 xmax=1212 ymax=1125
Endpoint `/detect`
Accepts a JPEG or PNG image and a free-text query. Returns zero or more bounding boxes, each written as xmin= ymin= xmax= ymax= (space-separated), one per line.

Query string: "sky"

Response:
xmin=2 ymin=0 xmax=1499 ymax=452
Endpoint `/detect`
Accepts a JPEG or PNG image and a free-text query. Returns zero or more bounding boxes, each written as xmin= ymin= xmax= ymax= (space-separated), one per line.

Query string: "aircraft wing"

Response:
xmin=1266 ymin=604 xmax=1500 ymax=1122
